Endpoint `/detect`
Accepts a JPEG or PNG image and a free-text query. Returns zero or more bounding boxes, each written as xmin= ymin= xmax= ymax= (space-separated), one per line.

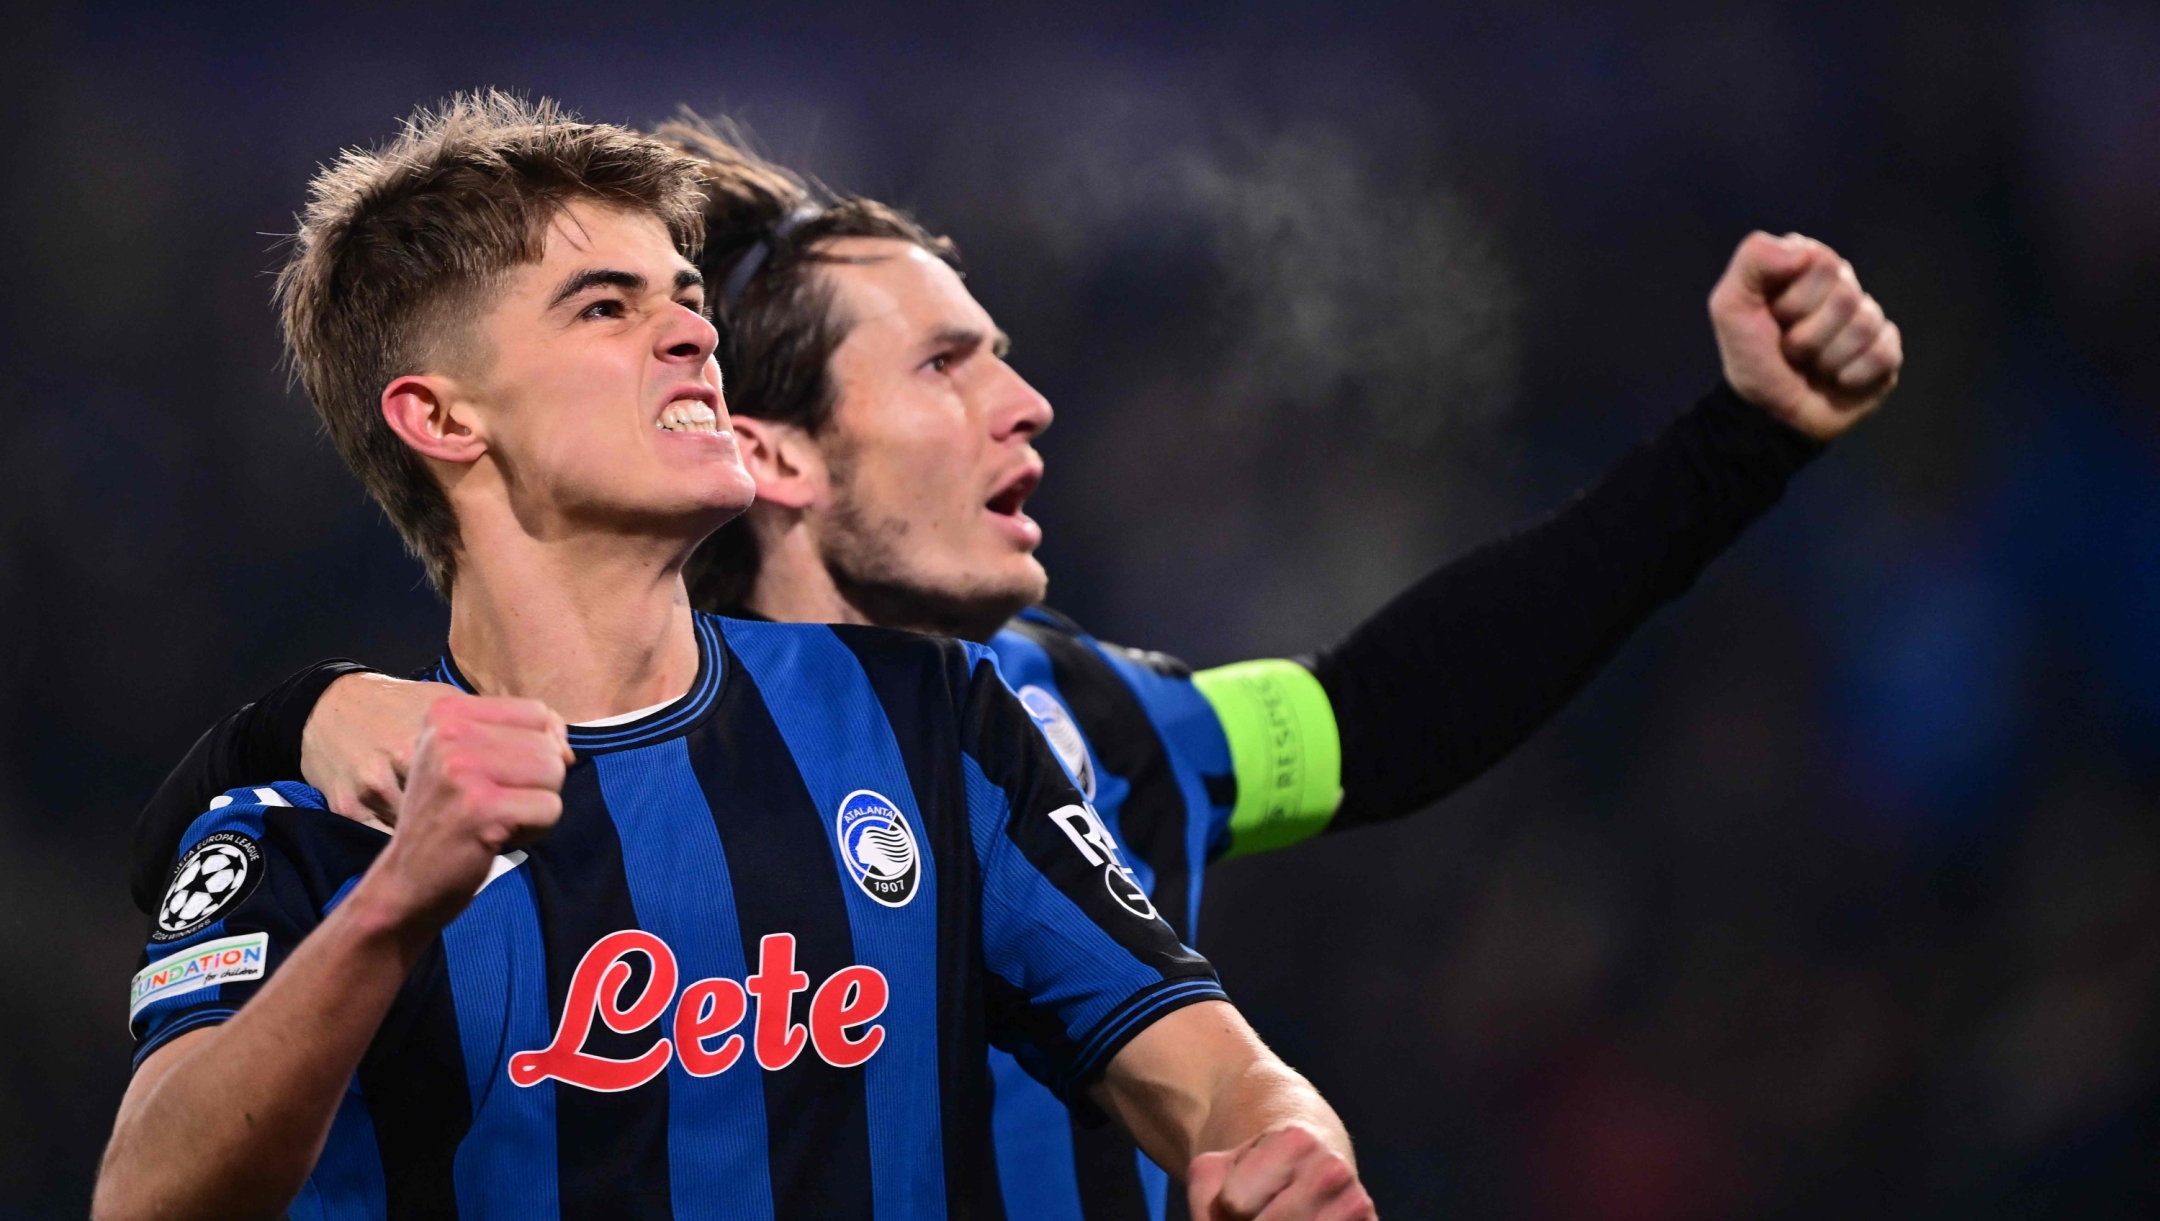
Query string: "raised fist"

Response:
xmin=1709 ymin=231 xmax=1903 ymax=441
xmin=361 ymin=692 xmax=572 ymax=934
xmin=1188 ymin=1121 xmax=1377 ymax=1221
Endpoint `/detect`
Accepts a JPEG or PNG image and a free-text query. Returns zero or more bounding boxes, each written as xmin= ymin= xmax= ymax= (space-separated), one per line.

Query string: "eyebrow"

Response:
xmin=929 ymin=326 xmax=1011 ymax=359
xmin=547 ymin=266 xmax=705 ymax=310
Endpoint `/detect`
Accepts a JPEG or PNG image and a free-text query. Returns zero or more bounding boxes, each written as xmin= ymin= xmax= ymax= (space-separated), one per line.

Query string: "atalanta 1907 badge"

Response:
xmin=153 ymin=832 xmax=264 ymax=942
xmin=836 ymin=789 xmax=920 ymax=908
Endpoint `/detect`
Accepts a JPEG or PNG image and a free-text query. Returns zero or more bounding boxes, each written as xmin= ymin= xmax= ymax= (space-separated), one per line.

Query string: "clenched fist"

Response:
xmin=1188 ymin=1122 xmax=1377 ymax=1221
xmin=356 ymin=693 xmax=572 ymax=936
xmin=1709 ymin=231 xmax=1903 ymax=441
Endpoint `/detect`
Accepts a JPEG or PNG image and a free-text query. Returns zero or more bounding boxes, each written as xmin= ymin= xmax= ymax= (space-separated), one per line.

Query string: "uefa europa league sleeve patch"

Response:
xmin=152 ymin=832 xmax=265 ymax=943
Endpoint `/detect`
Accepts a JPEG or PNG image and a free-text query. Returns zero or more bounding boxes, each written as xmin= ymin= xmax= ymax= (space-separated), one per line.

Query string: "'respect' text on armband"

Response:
xmin=1191 ymin=659 xmax=1342 ymax=858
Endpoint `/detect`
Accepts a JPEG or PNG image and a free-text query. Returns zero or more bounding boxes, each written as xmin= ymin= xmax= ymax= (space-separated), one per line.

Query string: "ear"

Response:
xmin=731 ymin=415 xmax=827 ymax=510
xmin=381 ymin=375 xmax=486 ymax=466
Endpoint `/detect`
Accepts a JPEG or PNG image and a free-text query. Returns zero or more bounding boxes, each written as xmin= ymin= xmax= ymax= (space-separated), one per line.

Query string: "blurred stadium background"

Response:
xmin=4 ymin=2 xmax=2158 ymax=1216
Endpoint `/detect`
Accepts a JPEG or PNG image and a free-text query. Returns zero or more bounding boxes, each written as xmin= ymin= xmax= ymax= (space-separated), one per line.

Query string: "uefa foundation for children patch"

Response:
xmin=130 ymin=932 xmax=269 ymax=1023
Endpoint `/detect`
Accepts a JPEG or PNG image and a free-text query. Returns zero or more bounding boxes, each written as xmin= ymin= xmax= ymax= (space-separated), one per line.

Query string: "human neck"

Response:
xmin=742 ymin=511 xmax=1009 ymax=644
xmin=444 ymin=500 xmax=704 ymax=724
xmin=743 ymin=512 xmax=874 ymax=628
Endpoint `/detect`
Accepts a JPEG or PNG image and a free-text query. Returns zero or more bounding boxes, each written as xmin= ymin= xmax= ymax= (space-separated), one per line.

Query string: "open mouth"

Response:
xmin=657 ymin=400 xmax=721 ymax=434
xmin=986 ymin=467 xmax=1041 ymax=517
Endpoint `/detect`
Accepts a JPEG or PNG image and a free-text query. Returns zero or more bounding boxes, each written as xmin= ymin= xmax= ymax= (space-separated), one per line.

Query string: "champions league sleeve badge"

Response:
xmin=836 ymin=790 xmax=921 ymax=908
xmin=152 ymin=831 xmax=265 ymax=942
xmin=1017 ymin=685 xmax=1098 ymax=801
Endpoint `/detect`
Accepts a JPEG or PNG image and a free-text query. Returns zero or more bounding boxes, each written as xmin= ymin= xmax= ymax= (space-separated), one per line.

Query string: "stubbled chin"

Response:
xmin=662 ymin=432 xmax=754 ymax=502
xmin=994 ymin=552 xmax=1051 ymax=607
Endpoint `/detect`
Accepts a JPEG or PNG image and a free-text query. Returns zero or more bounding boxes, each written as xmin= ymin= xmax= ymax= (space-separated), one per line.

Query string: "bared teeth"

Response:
xmin=657 ymin=401 xmax=719 ymax=433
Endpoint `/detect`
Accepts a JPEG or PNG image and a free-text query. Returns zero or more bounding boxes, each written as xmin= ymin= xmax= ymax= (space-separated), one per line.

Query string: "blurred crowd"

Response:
xmin=3 ymin=2 xmax=2156 ymax=1216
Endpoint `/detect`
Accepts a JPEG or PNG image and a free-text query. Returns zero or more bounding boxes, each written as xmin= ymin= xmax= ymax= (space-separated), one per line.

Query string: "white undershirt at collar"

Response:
xmin=573 ymin=695 xmax=678 ymax=728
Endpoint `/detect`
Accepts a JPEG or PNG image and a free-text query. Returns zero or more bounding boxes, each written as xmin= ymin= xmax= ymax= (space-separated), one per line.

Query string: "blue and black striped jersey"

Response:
xmin=983 ymin=607 xmax=1343 ymax=1221
xmin=130 ymin=615 xmax=1226 ymax=1221
xmin=129 ymin=384 xmax=1824 ymax=1221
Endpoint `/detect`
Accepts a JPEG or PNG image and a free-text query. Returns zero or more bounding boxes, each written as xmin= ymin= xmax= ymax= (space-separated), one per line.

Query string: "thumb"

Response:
xmin=363 ymin=784 xmax=404 ymax=829
xmin=1187 ymin=1150 xmax=1234 ymax=1220
xmin=540 ymin=706 xmax=575 ymax=766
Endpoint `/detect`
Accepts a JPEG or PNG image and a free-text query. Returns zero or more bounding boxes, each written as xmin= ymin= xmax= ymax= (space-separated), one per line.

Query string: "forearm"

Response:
xmin=1315 ymin=381 xmax=1822 ymax=828
xmin=1096 ymin=1000 xmax=1352 ymax=1175
xmin=130 ymin=660 xmax=372 ymax=914
xmin=1193 ymin=1055 xmax=1351 ymax=1170
xmin=95 ymin=880 xmax=426 ymax=1221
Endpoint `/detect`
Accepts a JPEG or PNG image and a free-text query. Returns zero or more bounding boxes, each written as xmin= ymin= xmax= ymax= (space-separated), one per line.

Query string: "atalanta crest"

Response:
xmin=836 ymin=790 xmax=920 ymax=908
xmin=154 ymin=832 xmax=264 ymax=942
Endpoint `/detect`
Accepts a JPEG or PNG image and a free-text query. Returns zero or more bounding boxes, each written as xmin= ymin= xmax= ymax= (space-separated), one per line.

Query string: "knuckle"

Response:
xmin=1275 ymin=1124 xmax=1320 ymax=1156
xmin=487 ymin=696 xmax=549 ymax=725
xmin=438 ymin=754 xmax=485 ymax=791
xmin=425 ymin=694 xmax=473 ymax=726
xmin=1839 ymin=313 xmax=1881 ymax=346
xmin=1310 ymin=1157 xmax=1355 ymax=1194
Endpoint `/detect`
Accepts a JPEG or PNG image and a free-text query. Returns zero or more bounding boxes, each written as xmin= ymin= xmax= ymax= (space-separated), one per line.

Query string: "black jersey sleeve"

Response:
xmin=130 ymin=782 xmax=383 ymax=1068
xmin=956 ymin=646 xmax=1227 ymax=1106
xmin=129 ymin=660 xmax=375 ymax=915
xmin=1312 ymin=381 xmax=1823 ymax=830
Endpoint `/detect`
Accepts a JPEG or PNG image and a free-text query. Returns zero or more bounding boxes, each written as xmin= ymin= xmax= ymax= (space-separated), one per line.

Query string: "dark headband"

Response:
xmin=719 ymin=205 xmax=823 ymax=307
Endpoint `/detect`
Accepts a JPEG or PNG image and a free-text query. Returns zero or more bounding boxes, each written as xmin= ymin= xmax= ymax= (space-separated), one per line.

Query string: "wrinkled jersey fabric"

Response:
xmin=130 ymin=616 xmax=1225 ymax=1221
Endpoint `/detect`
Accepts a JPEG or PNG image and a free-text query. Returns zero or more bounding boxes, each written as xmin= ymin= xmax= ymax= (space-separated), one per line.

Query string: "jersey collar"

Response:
xmin=430 ymin=614 xmax=727 ymax=755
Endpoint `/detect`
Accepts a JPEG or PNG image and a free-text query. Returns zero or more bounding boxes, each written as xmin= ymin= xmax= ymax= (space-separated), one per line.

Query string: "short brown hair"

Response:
xmin=652 ymin=115 xmax=959 ymax=613
xmin=278 ymin=91 xmax=709 ymax=591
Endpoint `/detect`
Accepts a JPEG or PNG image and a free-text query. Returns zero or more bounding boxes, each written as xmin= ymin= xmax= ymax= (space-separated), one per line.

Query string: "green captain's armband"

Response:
xmin=1192 ymin=659 xmax=1342 ymax=858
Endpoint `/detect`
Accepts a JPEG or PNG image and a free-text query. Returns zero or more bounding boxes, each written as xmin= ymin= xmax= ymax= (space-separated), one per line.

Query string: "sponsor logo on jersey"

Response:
xmin=510 ymin=930 xmax=887 ymax=1092
xmin=130 ymin=932 xmax=269 ymax=1023
xmin=153 ymin=832 xmax=264 ymax=942
xmin=835 ymin=789 xmax=920 ymax=908
xmin=1048 ymin=803 xmax=1159 ymax=921
xmin=1018 ymin=685 xmax=1098 ymax=800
